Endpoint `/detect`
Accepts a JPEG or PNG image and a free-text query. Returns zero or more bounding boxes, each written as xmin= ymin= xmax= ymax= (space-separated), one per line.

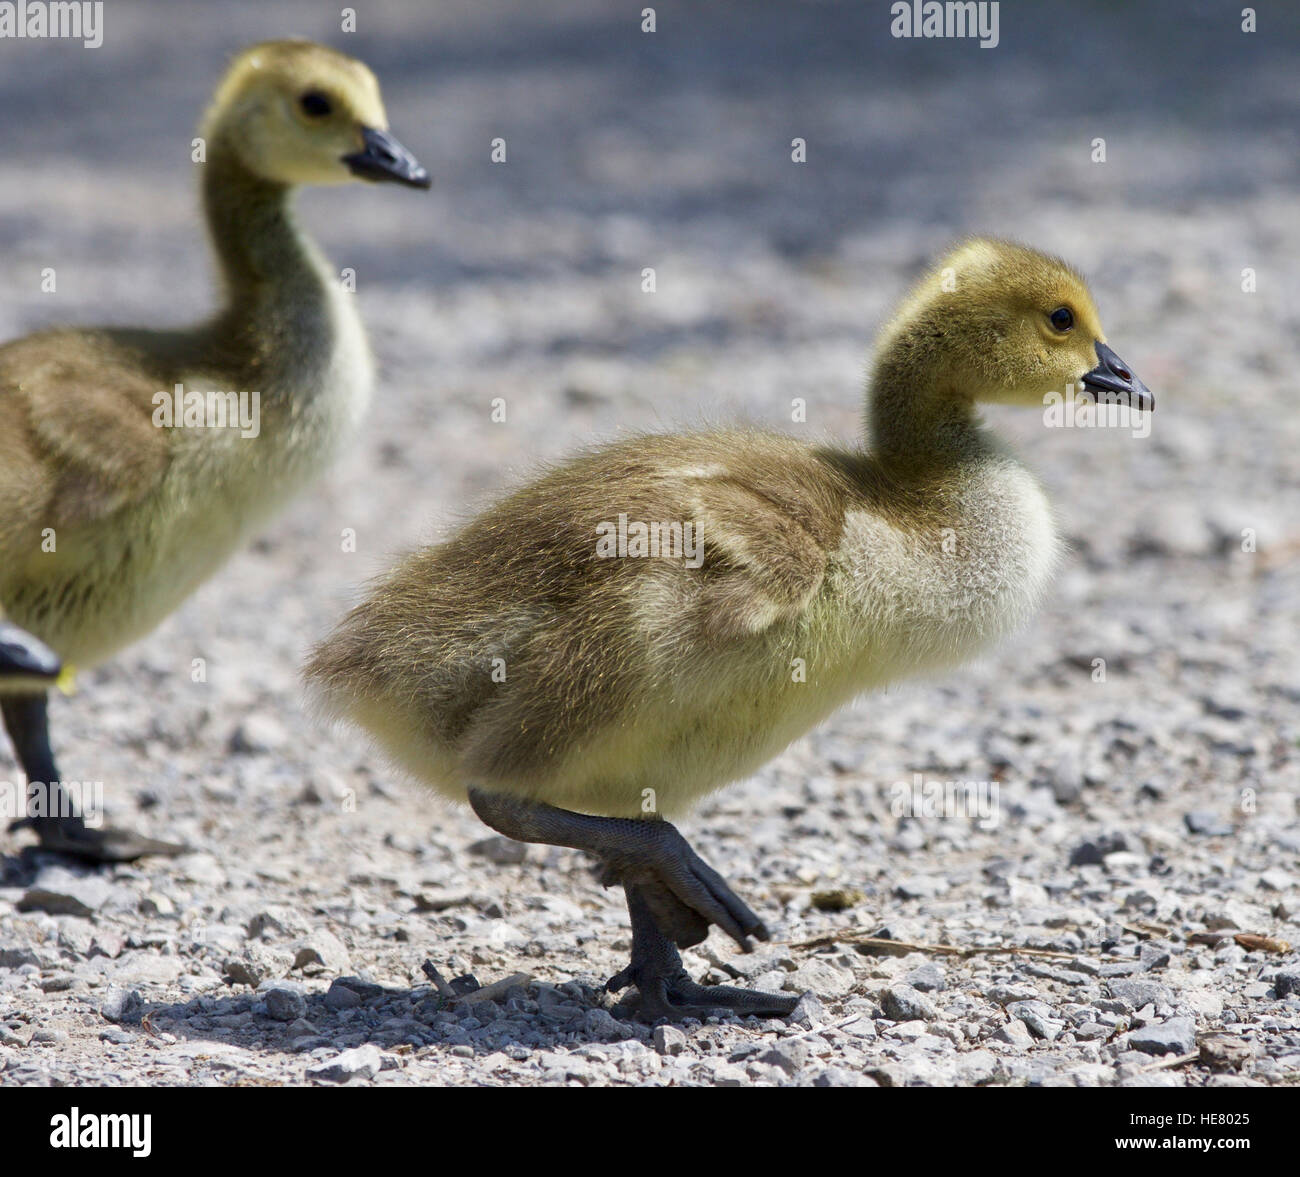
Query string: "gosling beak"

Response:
xmin=343 ymin=126 xmax=431 ymax=189
xmin=0 ymin=621 xmax=61 ymax=684
xmin=1081 ymin=342 xmax=1154 ymax=412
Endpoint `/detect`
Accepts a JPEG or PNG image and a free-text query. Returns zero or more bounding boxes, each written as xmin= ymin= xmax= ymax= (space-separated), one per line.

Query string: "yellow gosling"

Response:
xmin=0 ymin=41 xmax=430 ymax=861
xmin=306 ymin=239 xmax=1153 ymax=1019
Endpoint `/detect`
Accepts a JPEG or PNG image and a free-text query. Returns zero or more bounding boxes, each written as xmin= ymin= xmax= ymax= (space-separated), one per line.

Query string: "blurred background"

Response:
xmin=1 ymin=0 xmax=1298 ymax=1082
xmin=2 ymin=0 xmax=1297 ymax=543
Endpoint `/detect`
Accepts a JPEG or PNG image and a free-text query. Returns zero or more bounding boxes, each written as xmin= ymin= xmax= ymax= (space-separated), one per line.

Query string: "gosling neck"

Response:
xmin=864 ymin=354 xmax=994 ymax=474
xmin=200 ymin=138 xmax=340 ymax=362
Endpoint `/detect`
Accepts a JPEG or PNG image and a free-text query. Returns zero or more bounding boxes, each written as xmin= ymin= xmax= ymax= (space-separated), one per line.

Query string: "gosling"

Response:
xmin=0 ymin=41 xmax=430 ymax=862
xmin=305 ymin=239 xmax=1153 ymax=1020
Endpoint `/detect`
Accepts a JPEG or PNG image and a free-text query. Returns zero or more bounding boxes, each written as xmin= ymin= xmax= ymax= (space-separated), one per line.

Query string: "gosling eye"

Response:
xmin=1049 ymin=306 xmax=1074 ymax=333
xmin=299 ymin=91 xmax=333 ymax=118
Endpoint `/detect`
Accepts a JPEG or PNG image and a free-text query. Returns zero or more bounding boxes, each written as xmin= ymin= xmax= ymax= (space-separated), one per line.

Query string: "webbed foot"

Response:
xmin=606 ymin=883 xmax=798 ymax=1022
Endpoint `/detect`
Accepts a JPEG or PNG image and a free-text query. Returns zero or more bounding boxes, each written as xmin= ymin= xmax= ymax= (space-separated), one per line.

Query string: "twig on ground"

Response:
xmin=1189 ymin=931 xmax=1291 ymax=954
xmin=452 ymin=972 xmax=533 ymax=1005
xmin=419 ymin=960 xmax=458 ymax=997
xmin=1138 ymin=1051 xmax=1199 ymax=1073
xmin=787 ymin=932 xmax=1105 ymax=963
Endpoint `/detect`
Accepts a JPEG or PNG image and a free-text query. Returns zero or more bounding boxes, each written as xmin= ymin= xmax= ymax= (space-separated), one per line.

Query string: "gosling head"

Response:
xmin=202 ymin=40 xmax=431 ymax=190
xmin=878 ymin=237 xmax=1153 ymax=412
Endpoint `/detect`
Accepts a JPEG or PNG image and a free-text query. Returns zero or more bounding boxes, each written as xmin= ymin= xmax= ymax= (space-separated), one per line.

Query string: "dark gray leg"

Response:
xmin=2 ymin=692 xmax=186 ymax=863
xmin=606 ymin=883 xmax=798 ymax=1021
xmin=467 ymin=788 xmax=799 ymax=1020
xmin=467 ymin=787 xmax=768 ymax=950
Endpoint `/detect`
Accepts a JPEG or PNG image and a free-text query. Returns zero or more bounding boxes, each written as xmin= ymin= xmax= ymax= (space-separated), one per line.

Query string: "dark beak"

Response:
xmin=1081 ymin=341 xmax=1154 ymax=412
xmin=0 ymin=621 xmax=61 ymax=684
xmin=343 ymin=126 xmax=431 ymax=189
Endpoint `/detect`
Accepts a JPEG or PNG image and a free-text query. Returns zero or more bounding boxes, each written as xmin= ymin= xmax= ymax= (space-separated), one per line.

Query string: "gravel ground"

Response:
xmin=2 ymin=0 xmax=1299 ymax=1087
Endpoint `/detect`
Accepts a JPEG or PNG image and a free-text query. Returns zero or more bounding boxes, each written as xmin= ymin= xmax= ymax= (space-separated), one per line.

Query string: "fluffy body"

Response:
xmin=308 ymin=428 xmax=1059 ymax=818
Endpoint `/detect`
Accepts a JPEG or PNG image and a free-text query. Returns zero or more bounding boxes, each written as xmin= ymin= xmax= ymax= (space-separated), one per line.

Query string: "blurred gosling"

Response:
xmin=0 ymin=40 xmax=430 ymax=861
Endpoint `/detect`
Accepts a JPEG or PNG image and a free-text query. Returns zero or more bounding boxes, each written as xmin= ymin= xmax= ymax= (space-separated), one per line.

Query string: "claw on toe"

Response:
xmin=605 ymin=965 xmax=636 ymax=995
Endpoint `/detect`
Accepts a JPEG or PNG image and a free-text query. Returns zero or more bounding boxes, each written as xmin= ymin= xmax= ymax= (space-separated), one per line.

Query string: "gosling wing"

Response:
xmin=0 ymin=329 xmax=173 ymax=549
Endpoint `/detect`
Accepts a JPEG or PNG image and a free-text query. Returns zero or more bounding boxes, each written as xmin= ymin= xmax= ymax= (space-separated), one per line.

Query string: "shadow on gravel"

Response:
xmin=137 ymin=974 xmax=742 ymax=1069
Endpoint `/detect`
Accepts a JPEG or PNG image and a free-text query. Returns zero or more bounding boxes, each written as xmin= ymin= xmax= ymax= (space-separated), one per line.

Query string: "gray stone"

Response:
xmin=1139 ymin=942 xmax=1172 ymax=971
xmin=0 ymin=946 xmax=44 ymax=969
xmin=307 ymin=1044 xmax=383 ymax=1083
xmin=101 ymin=987 xmax=144 ymax=1024
xmin=139 ymin=893 xmax=175 ymax=918
xmin=786 ymin=958 xmax=854 ymax=997
xmin=324 ymin=978 xmax=363 ymax=1010
xmin=653 ymin=1025 xmax=687 ymax=1056
xmin=1107 ymin=979 xmax=1174 ymax=1010
xmin=57 ymin=922 xmax=95 ymax=958
xmin=246 ymin=906 xmax=310 ymax=940
xmin=1069 ymin=833 xmax=1127 ymax=867
xmin=265 ymin=986 xmax=308 ymax=1022
xmin=224 ymin=946 xmax=293 ymax=987
xmin=90 ymin=932 xmax=125 ymax=960
xmin=335 ymin=976 xmax=385 ymax=1001
xmin=882 ymin=984 xmax=938 ymax=1022
xmin=904 ymin=962 xmax=947 ymax=992
xmin=1046 ymin=749 xmax=1084 ymax=804
xmin=1128 ymin=1018 xmax=1196 ymax=1057
xmin=754 ymin=1040 xmax=808 ymax=1075
xmin=1006 ymin=1000 xmax=1065 ymax=1041
xmin=813 ymin=1066 xmax=866 ymax=1087
xmin=702 ymin=1061 xmax=748 ymax=1087
xmin=954 ymin=1050 xmax=998 ymax=1083
xmin=894 ymin=876 xmax=945 ymax=899
xmin=111 ymin=953 xmax=186 ymax=986
xmin=229 ymin=713 xmax=289 ymax=755
xmin=1074 ymin=1021 xmax=1110 ymax=1041
xmin=1271 ymin=970 xmax=1300 ymax=998
xmin=788 ymin=991 xmax=827 ymax=1028
xmin=292 ymin=930 xmax=351 ymax=975
xmin=864 ymin=1064 xmax=908 ymax=1087
xmin=583 ymin=1008 xmax=633 ymax=1041
xmin=993 ymin=1020 xmax=1034 ymax=1048
xmin=987 ymin=983 xmax=1040 ymax=1006
xmin=18 ymin=875 xmax=115 ymax=918
xmin=1184 ymin=811 xmax=1233 ymax=836
xmin=838 ymin=1014 xmax=877 ymax=1039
